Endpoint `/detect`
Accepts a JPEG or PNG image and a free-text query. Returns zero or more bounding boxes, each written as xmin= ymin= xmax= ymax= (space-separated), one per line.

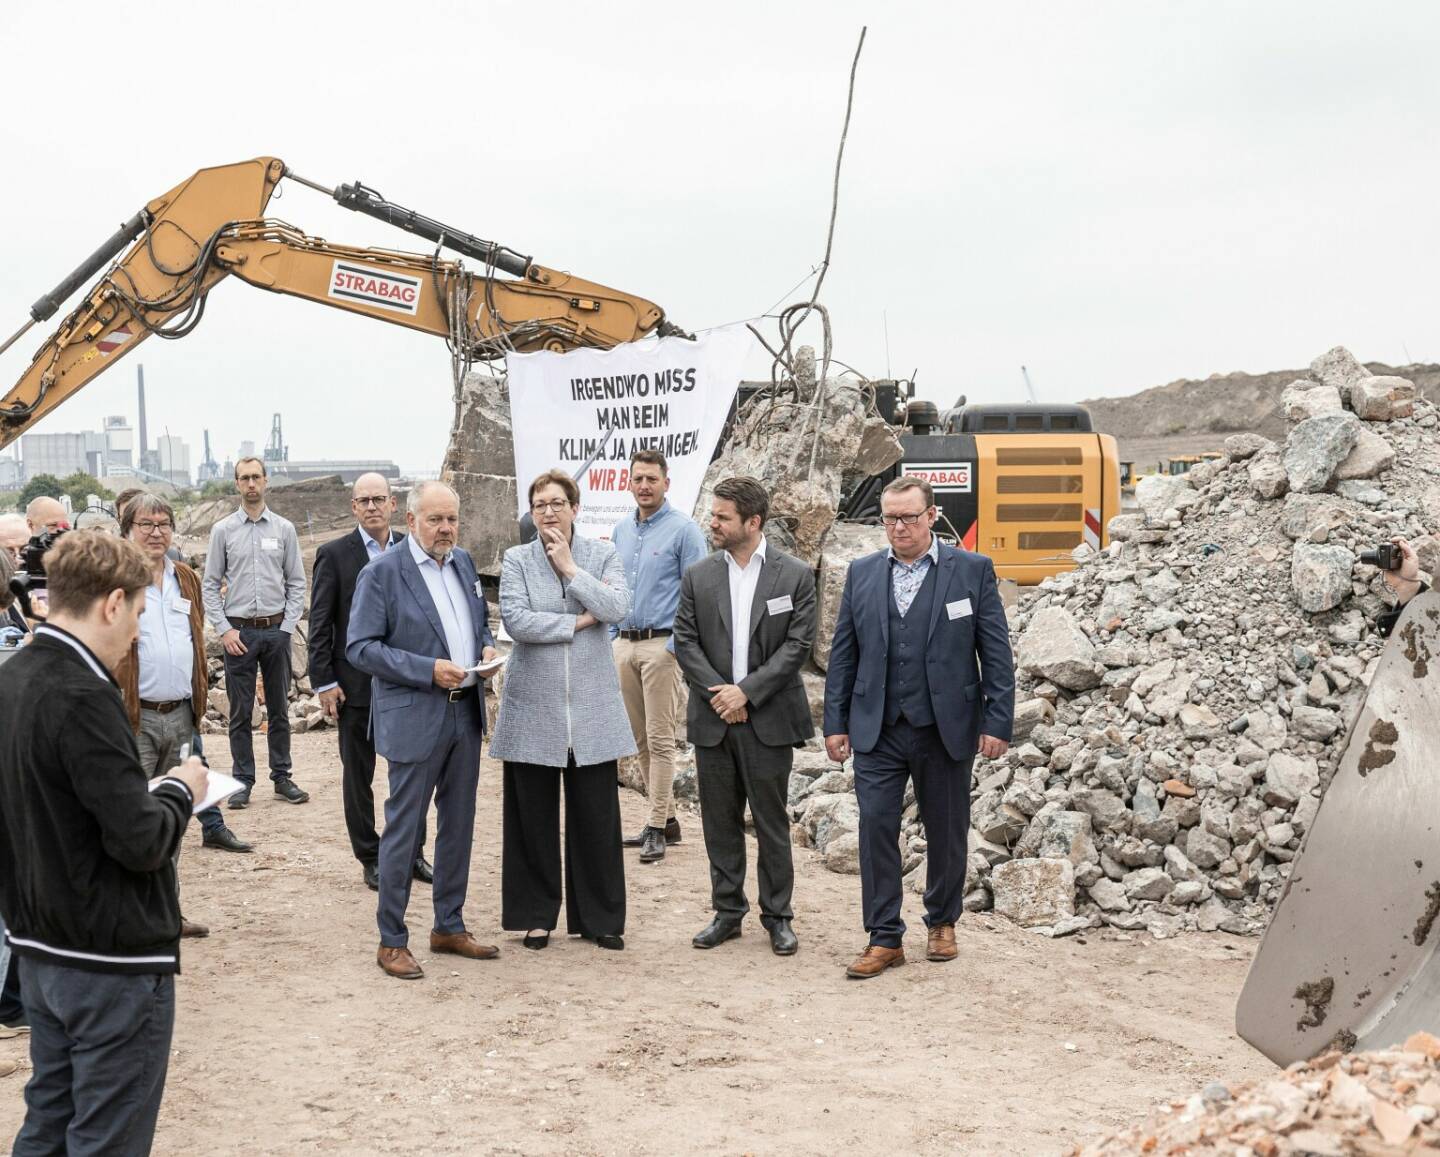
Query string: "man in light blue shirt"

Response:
xmin=610 ymin=450 xmax=708 ymax=863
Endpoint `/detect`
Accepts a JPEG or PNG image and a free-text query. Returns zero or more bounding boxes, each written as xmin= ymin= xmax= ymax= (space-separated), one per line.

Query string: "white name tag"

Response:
xmin=172 ymin=597 xmax=192 ymax=615
xmin=946 ymin=598 xmax=973 ymax=620
xmin=767 ymin=595 xmax=794 ymax=615
xmin=473 ymin=579 xmax=484 ymax=596
xmin=261 ymin=537 xmax=280 ymax=551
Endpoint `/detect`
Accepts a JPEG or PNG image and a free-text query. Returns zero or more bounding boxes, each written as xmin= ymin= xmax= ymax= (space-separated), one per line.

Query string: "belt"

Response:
xmin=230 ymin=614 xmax=284 ymax=629
xmin=446 ymin=685 xmax=478 ymax=703
xmin=139 ymin=698 xmax=190 ymax=715
xmin=617 ymin=627 xmax=672 ymax=641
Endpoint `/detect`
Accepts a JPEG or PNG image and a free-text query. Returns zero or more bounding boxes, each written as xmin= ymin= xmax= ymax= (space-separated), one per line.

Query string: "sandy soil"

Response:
xmin=0 ymin=730 xmax=1275 ymax=1155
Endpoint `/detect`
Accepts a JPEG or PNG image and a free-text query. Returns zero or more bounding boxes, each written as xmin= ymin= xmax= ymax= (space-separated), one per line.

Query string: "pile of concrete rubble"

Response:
xmin=792 ymin=346 xmax=1440 ymax=938
xmin=1070 ymin=1033 xmax=1440 ymax=1154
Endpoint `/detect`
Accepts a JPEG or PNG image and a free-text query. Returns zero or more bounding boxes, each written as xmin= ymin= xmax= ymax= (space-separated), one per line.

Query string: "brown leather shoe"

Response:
xmin=927 ymin=923 xmax=958 ymax=962
xmin=377 ymin=945 xmax=424 ymax=980
xmin=180 ymin=918 xmax=210 ymax=939
xmin=429 ymin=931 xmax=500 ymax=960
xmin=846 ymin=944 xmax=906 ymax=979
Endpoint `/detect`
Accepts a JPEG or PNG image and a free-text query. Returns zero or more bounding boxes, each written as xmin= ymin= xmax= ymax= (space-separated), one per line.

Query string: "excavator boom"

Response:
xmin=0 ymin=156 xmax=667 ymax=449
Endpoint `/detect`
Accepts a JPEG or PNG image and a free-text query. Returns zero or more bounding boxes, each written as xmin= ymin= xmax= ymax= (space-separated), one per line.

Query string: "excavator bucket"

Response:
xmin=1237 ymin=590 xmax=1440 ymax=1064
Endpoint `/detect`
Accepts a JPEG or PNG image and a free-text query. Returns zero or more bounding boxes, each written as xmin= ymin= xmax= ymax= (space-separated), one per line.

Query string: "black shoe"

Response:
xmin=623 ymin=817 xmax=682 ymax=847
xmin=227 ymin=785 xmax=252 ymax=809
xmin=362 ymin=862 xmax=380 ymax=891
xmin=273 ymin=777 xmax=309 ymax=804
xmin=202 ymin=826 xmax=254 ymax=853
xmin=767 ymin=919 xmax=799 ymax=956
xmin=523 ymin=931 xmax=550 ymax=950
xmin=412 ymin=856 xmax=434 ymax=884
xmin=593 ymin=934 xmax=624 ymax=951
xmin=692 ymin=916 xmax=743 ymax=949
xmin=639 ymin=826 xmax=666 ymax=863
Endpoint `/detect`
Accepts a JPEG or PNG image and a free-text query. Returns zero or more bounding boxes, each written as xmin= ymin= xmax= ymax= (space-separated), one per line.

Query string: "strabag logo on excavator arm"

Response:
xmin=901 ymin=461 xmax=972 ymax=493
xmin=327 ymin=260 xmax=421 ymax=315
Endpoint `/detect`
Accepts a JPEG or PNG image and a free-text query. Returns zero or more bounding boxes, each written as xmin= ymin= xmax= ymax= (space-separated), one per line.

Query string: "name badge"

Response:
xmin=946 ymin=598 xmax=973 ymax=620
xmin=767 ymin=595 xmax=794 ymax=615
xmin=474 ymin=579 xmax=484 ymax=596
xmin=172 ymin=597 xmax=192 ymax=615
xmin=261 ymin=537 xmax=280 ymax=551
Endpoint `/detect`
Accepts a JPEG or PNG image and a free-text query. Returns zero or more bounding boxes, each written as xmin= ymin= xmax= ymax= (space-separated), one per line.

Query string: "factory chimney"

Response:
xmin=137 ymin=364 xmax=148 ymax=458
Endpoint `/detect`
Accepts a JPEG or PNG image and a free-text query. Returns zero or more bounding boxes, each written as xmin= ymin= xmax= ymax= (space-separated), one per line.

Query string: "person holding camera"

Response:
xmin=0 ymin=531 xmax=208 ymax=1156
xmin=1374 ymin=538 xmax=1429 ymax=637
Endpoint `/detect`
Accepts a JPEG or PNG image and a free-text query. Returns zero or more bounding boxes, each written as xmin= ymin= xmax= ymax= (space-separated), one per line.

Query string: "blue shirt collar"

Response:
xmin=633 ymin=500 xmax=673 ymax=526
xmin=887 ymin=536 xmax=940 ymax=569
xmin=359 ymin=526 xmax=394 ymax=553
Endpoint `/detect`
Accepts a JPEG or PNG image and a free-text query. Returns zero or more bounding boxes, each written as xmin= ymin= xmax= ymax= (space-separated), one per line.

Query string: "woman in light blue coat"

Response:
xmin=490 ymin=470 xmax=637 ymax=950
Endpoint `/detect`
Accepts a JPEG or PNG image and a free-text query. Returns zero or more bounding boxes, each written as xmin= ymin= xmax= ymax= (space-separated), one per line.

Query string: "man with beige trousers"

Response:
xmin=609 ymin=450 xmax=709 ymax=864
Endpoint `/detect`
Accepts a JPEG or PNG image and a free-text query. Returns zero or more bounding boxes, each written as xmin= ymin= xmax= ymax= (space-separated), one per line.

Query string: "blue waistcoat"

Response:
xmin=883 ymin=562 xmax=938 ymax=728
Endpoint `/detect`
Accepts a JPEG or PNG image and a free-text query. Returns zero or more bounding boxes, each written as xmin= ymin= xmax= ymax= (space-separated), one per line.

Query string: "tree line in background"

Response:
xmin=0 ymin=473 xmax=236 ymax=516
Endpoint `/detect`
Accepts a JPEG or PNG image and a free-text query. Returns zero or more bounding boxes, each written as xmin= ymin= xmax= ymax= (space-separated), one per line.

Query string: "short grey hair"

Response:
xmin=0 ymin=513 xmax=27 ymax=543
xmin=407 ymin=480 xmax=459 ymax=516
xmin=120 ymin=493 xmax=176 ymax=539
xmin=0 ymin=549 xmax=14 ymax=611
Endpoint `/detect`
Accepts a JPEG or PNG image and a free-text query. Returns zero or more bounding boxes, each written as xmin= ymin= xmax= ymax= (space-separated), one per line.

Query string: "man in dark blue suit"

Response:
xmin=347 ymin=481 xmax=501 ymax=980
xmin=824 ymin=476 xmax=1015 ymax=979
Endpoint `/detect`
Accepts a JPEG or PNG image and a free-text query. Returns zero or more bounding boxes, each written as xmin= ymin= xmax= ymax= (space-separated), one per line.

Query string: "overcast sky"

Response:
xmin=3 ymin=1 xmax=1437 ymax=474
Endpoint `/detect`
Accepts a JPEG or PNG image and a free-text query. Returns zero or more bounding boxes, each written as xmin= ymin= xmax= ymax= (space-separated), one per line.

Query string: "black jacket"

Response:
xmin=1378 ymin=583 xmax=1429 ymax=638
xmin=308 ymin=528 xmax=405 ymax=705
xmin=0 ymin=625 xmax=194 ymax=974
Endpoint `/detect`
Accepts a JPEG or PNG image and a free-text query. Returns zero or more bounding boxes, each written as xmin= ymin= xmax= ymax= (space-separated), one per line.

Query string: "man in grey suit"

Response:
xmin=346 ymin=481 xmax=501 ymax=980
xmin=673 ymin=476 xmax=817 ymax=956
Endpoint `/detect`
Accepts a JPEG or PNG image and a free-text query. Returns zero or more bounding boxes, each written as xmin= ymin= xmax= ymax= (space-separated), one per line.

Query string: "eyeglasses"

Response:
xmin=353 ymin=496 xmax=389 ymax=507
xmin=136 ymin=520 xmax=174 ymax=535
xmin=880 ymin=512 xmax=929 ymax=527
xmin=530 ymin=500 xmax=571 ymax=514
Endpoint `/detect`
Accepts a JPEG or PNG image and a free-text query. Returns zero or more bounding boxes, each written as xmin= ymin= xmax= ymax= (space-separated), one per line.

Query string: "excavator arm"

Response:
xmin=0 ymin=156 xmax=669 ymax=449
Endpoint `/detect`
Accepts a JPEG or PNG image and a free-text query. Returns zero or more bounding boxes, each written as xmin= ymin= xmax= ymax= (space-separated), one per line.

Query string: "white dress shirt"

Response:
xmin=137 ymin=559 xmax=194 ymax=702
xmin=723 ymin=537 xmax=767 ymax=683
xmin=408 ymin=535 xmax=477 ymax=687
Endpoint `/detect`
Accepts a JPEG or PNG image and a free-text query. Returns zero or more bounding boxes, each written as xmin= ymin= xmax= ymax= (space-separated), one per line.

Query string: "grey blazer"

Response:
xmin=672 ymin=545 xmax=817 ymax=749
xmin=488 ymin=534 xmax=638 ymax=768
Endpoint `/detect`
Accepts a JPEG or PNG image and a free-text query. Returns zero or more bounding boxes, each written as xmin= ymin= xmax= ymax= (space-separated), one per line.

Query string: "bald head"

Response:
xmin=351 ymin=472 xmax=396 ymax=541
xmin=26 ymin=497 xmax=66 ymax=536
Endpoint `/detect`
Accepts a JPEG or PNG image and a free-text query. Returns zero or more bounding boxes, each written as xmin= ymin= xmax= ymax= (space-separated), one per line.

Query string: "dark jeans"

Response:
xmin=854 ymin=718 xmax=973 ymax=948
xmin=14 ymin=957 xmax=174 ymax=1157
xmin=502 ymin=758 xmax=625 ymax=938
xmin=339 ymin=701 xmax=425 ymax=866
xmin=695 ymin=721 xmax=795 ymax=927
xmin=222 ymin=625 xmax=292 ymax=785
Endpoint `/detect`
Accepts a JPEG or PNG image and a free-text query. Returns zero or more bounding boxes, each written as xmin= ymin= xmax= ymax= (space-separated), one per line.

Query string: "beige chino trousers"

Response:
xmin=615 ymin=635 xmax=684 ymax=829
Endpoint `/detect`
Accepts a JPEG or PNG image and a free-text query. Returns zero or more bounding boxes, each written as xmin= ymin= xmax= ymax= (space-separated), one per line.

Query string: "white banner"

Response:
xmin=506 ymin=325 xmax=752 ymax=539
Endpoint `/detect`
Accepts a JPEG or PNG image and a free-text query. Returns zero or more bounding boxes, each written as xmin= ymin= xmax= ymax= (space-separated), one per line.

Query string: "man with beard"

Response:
xmin=673 ymin=476 xmax=816 ymax=956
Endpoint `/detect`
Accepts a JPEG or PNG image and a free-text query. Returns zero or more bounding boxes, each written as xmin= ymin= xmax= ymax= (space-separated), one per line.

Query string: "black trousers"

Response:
xmin=853 ymin=718 xmax=972 ymax=948
xmin=222 ymin=625 xmax=292 ymax=785
xmin=501 ymin=758 xmax=625 ymax=937
xmin=695 ymin=721 xmax=795 ymax=927
xmin=338 ymin=701 xmax=425 ymax=866
xmin=14 ymin=958 xmax=174 ymax=1157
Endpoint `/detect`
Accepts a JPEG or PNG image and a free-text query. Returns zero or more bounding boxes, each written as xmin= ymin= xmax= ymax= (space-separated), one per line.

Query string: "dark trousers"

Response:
xmin=0 ymin=942 xmax=20 ymax=1025
xmin=501 ymin=758 xmax=625 ymax=937
xmin=853 ymin=718 xmax=972 ymax=948
xmin=14 ymin=957 xmax=174 ymax=1157
xmin=695 ymin=722 xmax=795 ymax=926
xmin=338 ymin=701 xmax=425 ymax=866
xmin=223 ymin=624 xmax=292 ymax=785
xmin=377 ymin=697 xmax=482 ymax=948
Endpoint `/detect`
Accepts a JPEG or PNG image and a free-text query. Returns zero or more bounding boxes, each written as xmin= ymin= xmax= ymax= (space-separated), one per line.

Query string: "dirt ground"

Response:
xmin=0 ymin=730 xmax=1275 ymax=1155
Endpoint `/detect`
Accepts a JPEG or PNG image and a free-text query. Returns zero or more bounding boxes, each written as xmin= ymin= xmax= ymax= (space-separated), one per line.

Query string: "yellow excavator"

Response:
xmin=0 ymin=156 xmax=673 ymax=448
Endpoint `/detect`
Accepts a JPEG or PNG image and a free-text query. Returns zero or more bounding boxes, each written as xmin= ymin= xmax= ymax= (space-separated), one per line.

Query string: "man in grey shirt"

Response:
xmin=202 ymin=457 xmax=310 ymax=808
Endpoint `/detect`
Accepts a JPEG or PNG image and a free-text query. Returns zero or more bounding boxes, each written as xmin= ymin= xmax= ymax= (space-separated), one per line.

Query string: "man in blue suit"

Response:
xmin=824 ymin=476 xmax=1015 ymax=979
xmin=347 ymin=481 xmax=501 ymax=980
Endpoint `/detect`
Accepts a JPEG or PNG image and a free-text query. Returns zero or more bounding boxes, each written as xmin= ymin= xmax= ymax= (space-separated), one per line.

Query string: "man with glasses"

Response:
xmin=309 ymin=474 xmax=432 ymax=891
xmin=202 ymin=457 xmax=309 ymax=810
xmin=118 ymin=497 xmax=253 ymax=928
xmin=823 ymin=476 xmax=1015 ymax=979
